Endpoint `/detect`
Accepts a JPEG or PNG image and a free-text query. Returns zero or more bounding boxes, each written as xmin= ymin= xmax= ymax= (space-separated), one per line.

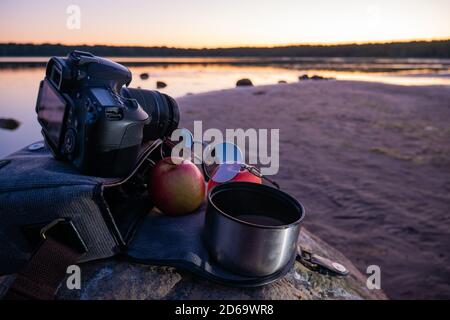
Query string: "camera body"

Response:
xmin=36 ymin=51 xmax=179 ymax=177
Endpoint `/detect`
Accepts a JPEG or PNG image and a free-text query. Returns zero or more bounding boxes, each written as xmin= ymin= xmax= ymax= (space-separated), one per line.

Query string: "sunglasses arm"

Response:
xmin=244 ymin=165 xmax=280 ymax=189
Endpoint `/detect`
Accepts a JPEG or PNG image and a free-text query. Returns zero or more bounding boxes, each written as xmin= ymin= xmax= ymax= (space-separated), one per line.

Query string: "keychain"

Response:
xmin=297 ymin=246 xmax=349 ymax=277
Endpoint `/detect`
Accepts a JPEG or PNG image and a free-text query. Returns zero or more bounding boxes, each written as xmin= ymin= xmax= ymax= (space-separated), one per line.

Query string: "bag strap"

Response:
xmin=4 ymin=219 xmax=87 ymax=300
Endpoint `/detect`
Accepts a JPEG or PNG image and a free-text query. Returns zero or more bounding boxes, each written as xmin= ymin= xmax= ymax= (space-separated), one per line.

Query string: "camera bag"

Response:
xmin=0 ymin=141 xmax=294 ymax=299
xmin=0 ymin=140 xmax=161 ymax=299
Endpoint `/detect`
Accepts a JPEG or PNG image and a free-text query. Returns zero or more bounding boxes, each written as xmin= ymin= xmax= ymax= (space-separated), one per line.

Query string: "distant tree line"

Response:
xmin=0 ymin=40 xmax=449 ymax=58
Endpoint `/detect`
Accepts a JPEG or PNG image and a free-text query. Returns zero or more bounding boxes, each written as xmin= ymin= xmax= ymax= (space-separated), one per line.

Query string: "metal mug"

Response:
xmin=204 ymin=182 xmax=305 ymax=277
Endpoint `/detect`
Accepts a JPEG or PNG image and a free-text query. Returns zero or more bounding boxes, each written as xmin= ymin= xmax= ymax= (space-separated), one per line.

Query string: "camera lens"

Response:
xmin=121 ymin=88 xmax=179 ymax=142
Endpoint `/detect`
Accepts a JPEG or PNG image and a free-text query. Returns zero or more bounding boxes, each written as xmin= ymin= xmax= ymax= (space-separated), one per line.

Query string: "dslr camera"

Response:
xmin=36 ymin=51 xmax=179 ymax=177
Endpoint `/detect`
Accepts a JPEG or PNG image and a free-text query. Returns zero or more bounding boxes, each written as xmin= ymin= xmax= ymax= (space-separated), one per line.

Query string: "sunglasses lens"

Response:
xmin=214 ymin=142 xmax=243 ymax=164
xmin=211 ymin=163 xmax=241 ymax=183
xmin=203 ymin=142 xmax=244 ymax=180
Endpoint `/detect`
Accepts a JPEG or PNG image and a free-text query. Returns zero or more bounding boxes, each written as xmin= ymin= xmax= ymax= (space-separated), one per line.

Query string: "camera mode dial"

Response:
xmin=64 ymin=129 xmax=77 ymax=155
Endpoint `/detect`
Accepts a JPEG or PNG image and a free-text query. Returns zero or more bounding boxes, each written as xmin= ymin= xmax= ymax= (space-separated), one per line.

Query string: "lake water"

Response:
xmin=1 ymin=57 xmax=450 ymax=158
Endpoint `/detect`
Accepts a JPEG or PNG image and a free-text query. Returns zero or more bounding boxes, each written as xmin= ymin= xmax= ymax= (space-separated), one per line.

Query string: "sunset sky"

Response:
xmin=1 ymin=0 xmax=449 ymax=48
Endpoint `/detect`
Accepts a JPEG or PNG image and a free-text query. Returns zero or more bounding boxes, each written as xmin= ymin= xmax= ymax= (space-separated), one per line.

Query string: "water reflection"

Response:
xmin=1 ymin=56 xmax=450 ymax=72
xmin=0 ymin=60 xmax=449 ymax=158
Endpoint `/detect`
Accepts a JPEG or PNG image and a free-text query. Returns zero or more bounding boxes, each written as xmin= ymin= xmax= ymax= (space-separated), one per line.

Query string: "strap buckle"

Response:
xmin=39 ymin=218 xmax=88 ymax=254
xmin=40 ymin=218 xmax=66 ymax=240
xmin=5 ymin=219 xmax=87 ymax=300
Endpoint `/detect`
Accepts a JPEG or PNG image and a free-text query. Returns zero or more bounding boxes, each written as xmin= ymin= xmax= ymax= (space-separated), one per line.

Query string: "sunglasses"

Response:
xmin=161 ymin=137 xmax=280 ymax=189
xmin=209 ymin=162 xmax=280 ymax=189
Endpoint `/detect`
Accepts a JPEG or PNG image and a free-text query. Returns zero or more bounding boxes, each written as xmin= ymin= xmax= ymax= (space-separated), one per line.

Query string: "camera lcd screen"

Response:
xmin=37 ymin=80 xmax=67 ymax=147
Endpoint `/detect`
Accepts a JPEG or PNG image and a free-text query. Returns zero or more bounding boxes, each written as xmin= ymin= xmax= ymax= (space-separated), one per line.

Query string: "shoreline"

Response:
xmin=177 ymin=80 xmax=450 ymax=299
xmin=176 ymin=78 xmax=450 ymax=97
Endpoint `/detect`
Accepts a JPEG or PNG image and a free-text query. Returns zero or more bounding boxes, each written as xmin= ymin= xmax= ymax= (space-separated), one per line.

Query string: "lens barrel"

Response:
xmin=122 ymin=88 xmax=179 ymax=142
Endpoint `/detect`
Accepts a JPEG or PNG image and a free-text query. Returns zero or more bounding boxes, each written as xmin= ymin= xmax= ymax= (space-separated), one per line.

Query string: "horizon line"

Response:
xmin=2 ymin=37 xmax=450 ymax=50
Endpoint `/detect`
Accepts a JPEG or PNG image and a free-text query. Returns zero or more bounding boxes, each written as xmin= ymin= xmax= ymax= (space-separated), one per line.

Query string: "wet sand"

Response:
xmin=178 ymin=80 xmax=450 ymax=299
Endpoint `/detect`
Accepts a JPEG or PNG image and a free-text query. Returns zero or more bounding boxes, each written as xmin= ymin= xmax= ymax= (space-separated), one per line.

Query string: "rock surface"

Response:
xmin=299 ymin=74 xmax=333 ymax=81
xmin=0 ymin=228 xmax=386 ymax=300
xmin=0 ymin=118 xmax=20 ymax=130
xmin=55 ymin=229 xmax=385 ymax=300
xmin=157 ymin=81 xmax=167 ymax=89
xmin=298 ymin=74 xmax=309 ymax=81
xmin=236 ymin=78 xmax=253 ymax=87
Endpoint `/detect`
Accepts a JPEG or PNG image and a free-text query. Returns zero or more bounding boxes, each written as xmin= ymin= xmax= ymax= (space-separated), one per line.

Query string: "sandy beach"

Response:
xmin=178 ymin=80 xmax=450 ymax=299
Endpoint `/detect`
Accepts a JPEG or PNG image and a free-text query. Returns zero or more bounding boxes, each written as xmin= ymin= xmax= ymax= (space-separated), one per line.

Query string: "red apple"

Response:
xmin=207 ymin=167 xmax=262 ymax=192
xmin=150 ymin=157 xmax=206 ymax=216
